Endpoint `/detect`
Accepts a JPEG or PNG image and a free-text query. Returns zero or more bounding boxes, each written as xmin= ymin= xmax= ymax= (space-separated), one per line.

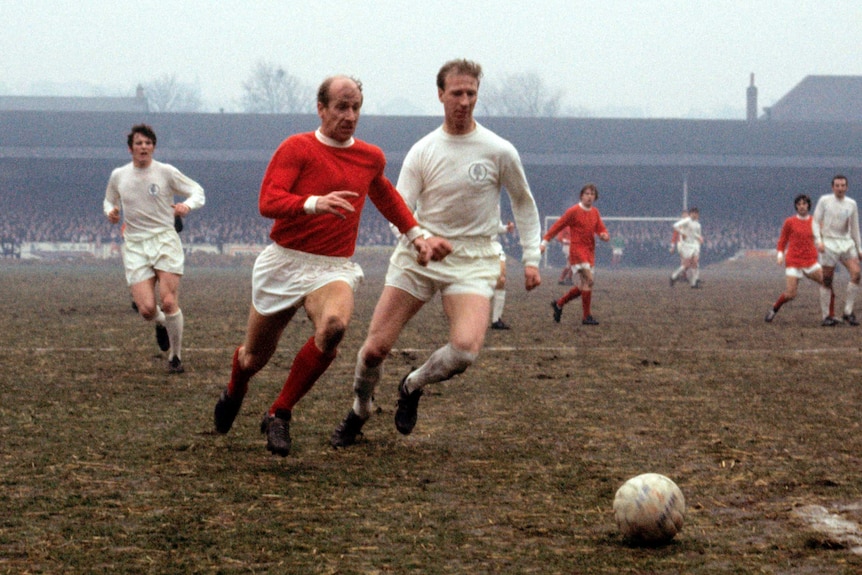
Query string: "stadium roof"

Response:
xmin=3 ymin=111 xmax=862 ymax=170
xmin=0 ymin=95 xmax=148 ymax=113
xmin=764 ymin=75 xmax=862 ymax=122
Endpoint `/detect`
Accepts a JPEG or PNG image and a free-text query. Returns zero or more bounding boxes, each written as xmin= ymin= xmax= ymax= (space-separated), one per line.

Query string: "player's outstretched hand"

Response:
xmin=317 ymin=191 xmax=359 ymax=219
xmin=524 ymin=266 xmax=541 ymax=291
xmin=106 ymin=207 xmax=120 ymax=224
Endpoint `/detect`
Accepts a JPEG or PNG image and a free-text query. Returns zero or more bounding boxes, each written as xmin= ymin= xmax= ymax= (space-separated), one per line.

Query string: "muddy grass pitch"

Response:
xmin=2 ymin=250 xmax=862 ymax=574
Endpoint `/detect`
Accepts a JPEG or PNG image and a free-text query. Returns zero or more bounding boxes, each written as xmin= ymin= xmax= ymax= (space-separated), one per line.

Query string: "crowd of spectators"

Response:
xmin=0 ymin=200 xmax=779 ymax=267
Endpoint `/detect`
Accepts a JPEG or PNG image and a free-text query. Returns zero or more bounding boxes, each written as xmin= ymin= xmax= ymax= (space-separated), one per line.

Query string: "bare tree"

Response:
xmin=479 ymin=71 xmax=563 ymax=117
xmin=143 ymin=74 xmax=203 ymax=113
xmin=241 ymin=61 xmax=314 ymax=114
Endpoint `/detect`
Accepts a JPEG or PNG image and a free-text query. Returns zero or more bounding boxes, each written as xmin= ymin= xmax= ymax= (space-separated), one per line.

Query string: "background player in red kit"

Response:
xmin=542 ymin=183 xmax=609 ymax=325
xmin=765 ymin=194 xmax=824 ymax=323
xmin=212 ymin=75 xmax=449 ymax=457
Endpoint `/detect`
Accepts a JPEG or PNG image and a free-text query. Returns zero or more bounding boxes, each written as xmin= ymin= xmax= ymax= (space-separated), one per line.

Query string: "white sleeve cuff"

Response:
xmin=304 ymin=196 xmax=320 ymax=214
xmin=404 ymin=226 xmax=424 ymax=242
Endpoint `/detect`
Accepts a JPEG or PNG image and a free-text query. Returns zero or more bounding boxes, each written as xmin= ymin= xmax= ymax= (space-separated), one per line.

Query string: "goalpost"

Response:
xmin=541 ymin=215 xmax=678 ymax=268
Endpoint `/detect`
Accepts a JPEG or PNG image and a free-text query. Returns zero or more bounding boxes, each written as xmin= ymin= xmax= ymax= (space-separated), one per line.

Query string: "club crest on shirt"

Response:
xmin=148 ymin=183 xmax=161 ymax=197
xmin=468 ymin=162 xmax=489 ymax=183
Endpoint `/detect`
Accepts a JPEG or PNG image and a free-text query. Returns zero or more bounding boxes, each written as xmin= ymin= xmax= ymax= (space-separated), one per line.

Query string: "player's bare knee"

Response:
xmin=240 ymin=350 xmax=269 ymax=374
xmin=160 ymin=297 xmax=179 ymax=315
xmin=318 ymin=317 xmax=347 ymax=352
xmin=360 ymin=342 xmax=390 ymax=367
xmin=138 ymin=304 xmax=158 ymax=320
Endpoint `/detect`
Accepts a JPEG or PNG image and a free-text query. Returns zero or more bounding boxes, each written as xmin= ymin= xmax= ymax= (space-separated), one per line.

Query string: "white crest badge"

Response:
xmin=468 ymin=162 xmax=489 ymax=183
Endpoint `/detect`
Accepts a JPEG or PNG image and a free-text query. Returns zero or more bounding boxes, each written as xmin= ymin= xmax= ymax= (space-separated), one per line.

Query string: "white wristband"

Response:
xmin=304 ymin=196 xmax=320 ymax=214
xmin=405 ymin=226 xmax=424 ymax=242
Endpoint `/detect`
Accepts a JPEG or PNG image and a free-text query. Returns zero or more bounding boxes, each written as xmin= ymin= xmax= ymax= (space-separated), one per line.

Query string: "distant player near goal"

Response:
xmin=765 ymin=194 xmax=824 ymax=323
xmin=669 ymin=207 xmax=703 ymax=288
xmin=668 ymin=209 xmax=688 ymax=256
xmin=542 ymin=183 xmax=609 ymax=325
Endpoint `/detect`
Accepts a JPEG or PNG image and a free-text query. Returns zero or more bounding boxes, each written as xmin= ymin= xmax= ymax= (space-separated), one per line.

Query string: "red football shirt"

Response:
xmin=544 ymin=203 xmax=608 ymax=266
xmin=260 ymin=132 xmax=417 ymax=257
xmin=777 ymin=215 xmax=818 ymax=268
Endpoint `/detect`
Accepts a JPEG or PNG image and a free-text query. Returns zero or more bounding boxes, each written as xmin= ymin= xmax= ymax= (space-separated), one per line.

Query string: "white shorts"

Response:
xmin=385 ymin=238 xmax=499 ymax=301
xmin=819 ymin=237 xmax=859 ymax=267
xmin=251 ymin=244 xmax=364 ymax=316
xmin=569 ymin=262 xmax=593 ymax=274
xmin=785 ymin=263 xmax=821 ymax=278
xmin=122 ymin=229 xmax=184 ymax=286
xmin=678 ymin=243 xmax=700 ymax=260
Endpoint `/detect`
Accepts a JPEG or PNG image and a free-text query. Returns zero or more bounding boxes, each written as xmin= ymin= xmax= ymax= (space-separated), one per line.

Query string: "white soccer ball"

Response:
xmin=613 ymin=473 xmax=685 ymax=544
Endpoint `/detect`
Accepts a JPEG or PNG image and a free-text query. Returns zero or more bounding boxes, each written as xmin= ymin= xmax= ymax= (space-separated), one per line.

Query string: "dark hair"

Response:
xmin=794 ymin=194 xmax=812 ymax=210
xmin=832 ymin=174 xmax=848 ymax=186
xmin=580 ymin=183 xmax=598 ymax=200
xmin=436 ymin=59 xmax=483 ymax=91
xmin=127 ymin=124 xmax=156 ymax=148
xmin=689 ymin=207 xmax=699 ymax=215
xmin=317 ymin=75 xmax=363 ymax=107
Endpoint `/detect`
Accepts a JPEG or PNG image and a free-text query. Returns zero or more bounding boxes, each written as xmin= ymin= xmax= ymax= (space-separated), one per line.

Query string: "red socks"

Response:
xmin=270 ymin=336 xmax=337 ymax=414
xmin=581 ymin=291 xmax=592 ymax=319
xmin=559 ymin=287 xmax=593 ymax=319
xmin=559 ymin=287 xmax=581 ymax=306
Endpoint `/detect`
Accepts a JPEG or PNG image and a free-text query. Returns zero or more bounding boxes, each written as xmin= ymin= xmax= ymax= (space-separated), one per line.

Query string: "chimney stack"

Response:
xmin=746 ymin=73 xmax=758 ymax=123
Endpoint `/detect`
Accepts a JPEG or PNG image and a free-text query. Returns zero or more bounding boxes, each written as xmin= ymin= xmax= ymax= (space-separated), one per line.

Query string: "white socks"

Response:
xmin=820 ymin=286 xmax=833 ymax=319
xmin=492 ymin=289 xmax=506 ymax=322
xmin=352 ymin=348 xmax=380 ymax=419
xmin=163 ymin=309 xmax=184 ymax=359
xmin=404 ymin=344 xmax=477 ymax=394
xmin=845 ymin=282 xmax=860 ymax=316
xmin=352 ymin=344 xmax=479 ymax=417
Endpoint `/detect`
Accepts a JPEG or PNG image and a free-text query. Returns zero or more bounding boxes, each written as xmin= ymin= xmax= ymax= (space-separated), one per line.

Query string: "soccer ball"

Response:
xmin=613 ymin=473 xmax=685 ymax=544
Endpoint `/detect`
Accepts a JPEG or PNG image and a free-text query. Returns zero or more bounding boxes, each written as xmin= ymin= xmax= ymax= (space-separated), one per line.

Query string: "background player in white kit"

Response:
xmin=668 ymin=209 xmax=688 ymax=259
xmin=490 ymin=220 xmax=516 ymax=330
xmin=104 ymin=124 xmax=205 ymax=373
xmin=813 ymin=174 xmax=861 ymax=326
xmin=669 ymin=208 xmax=703 ymax=288
xmin=330 ymin=59 xmax=542 ymax=447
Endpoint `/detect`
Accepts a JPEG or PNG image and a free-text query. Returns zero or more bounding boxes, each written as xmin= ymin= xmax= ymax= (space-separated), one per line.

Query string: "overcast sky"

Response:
xmin=2 ymin=1 xmax=861 ymax=118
